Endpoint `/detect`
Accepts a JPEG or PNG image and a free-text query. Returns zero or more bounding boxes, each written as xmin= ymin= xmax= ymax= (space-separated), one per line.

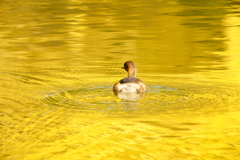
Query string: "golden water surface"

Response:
xmin=1 ymin=0 xmax=240 ymax=159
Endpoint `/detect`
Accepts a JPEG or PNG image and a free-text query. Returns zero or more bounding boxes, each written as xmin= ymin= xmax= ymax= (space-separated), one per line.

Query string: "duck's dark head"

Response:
xmin=122 ymin=61 xmax=136 ymax=77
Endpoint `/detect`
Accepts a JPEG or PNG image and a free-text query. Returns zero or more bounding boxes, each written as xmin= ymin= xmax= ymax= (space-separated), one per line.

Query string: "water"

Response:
xmin=1 ymin=0 xmax=240 ymax=159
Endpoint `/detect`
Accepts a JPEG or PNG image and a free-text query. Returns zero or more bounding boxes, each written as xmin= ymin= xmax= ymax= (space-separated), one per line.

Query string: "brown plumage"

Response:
xmin=113 ymin=61 xmax=147 ymax=93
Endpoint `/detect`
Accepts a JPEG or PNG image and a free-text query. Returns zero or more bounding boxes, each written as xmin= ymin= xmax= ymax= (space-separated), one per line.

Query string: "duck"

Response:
xmin=113 ymin=61 xmax=147 ymax=93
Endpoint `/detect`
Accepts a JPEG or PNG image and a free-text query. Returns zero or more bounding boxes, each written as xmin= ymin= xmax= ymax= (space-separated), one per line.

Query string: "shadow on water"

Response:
xmin=113 ymin=91 xmax=147 ymax=101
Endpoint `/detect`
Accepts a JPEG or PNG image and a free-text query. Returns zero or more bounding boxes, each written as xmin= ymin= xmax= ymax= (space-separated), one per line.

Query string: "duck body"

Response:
xmin=113 ymin=79 xmax=147 ymax=93
xmin=113 ymin=61 xmax=147 ymax=93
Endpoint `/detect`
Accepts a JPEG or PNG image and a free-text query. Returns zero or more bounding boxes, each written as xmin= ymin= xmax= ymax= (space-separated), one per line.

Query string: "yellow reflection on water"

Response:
xmin=1 ymin=0 xmax=240 ymax=160
xmin=1 ymin=103 xmax=239 ymax=160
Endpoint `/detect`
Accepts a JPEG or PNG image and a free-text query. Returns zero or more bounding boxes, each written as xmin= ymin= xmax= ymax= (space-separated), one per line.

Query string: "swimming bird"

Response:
xmin=113 ymin=61 xmax=147 ymax=93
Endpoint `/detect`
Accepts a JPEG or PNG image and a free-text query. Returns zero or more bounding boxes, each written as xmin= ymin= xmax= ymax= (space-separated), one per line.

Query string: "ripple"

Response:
xmin=42 ymin=86 xmax=115 ymax=111
xmin=40 ymin=85 xmax=191 ymax=114
xmin=41 ymin=83 xmax=240 ymax=114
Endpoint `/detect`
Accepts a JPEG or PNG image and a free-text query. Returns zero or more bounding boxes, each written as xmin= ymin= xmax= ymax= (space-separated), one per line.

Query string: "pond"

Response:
xmin=1 ymin=0 xmax=240 ymax=159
